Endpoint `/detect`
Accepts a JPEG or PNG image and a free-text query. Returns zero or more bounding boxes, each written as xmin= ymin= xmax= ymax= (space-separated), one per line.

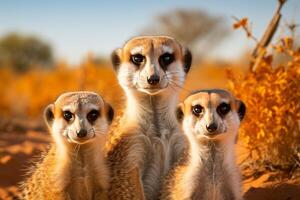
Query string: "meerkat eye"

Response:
xmin=192 ymin=105 xmax=204 ymax=117
xmin=63 ymin=111 xmax=74 ymax=122
xmin=87 ymin=109 xmax=100 ymax=123
xmin=217 ymin=103 xmax=231 ymax=116
xmin=159 ymin=53 xmax=174 ymax=70
xmin=130 ymin=54 xmax=145 ymax=65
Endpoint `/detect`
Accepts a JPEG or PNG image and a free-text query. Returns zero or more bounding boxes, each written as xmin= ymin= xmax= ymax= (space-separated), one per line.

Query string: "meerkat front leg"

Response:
xmin=107 ymin=133 xmax=149 ymax=200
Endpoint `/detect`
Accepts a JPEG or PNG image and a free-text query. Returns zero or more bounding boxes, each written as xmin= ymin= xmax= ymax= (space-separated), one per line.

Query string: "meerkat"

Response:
xmin=161 ymin=89 xmax=246 ymax=200
xmin=106 ymin=36 xmax=192 ymax=200
xmin=20 ymin=91 xmax=114 ymax=200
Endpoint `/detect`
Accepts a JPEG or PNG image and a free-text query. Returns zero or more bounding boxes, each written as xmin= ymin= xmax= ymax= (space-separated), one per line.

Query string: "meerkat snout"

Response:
xmin=44 ymin=91 xmax=114 ymax=145
xmin=147 ymin=74 xmax=160 ymax=85
xmin=206 ymin=122 xmax=218 ymax=133
xmin=77 ymin=129 xmax=88 ymax=138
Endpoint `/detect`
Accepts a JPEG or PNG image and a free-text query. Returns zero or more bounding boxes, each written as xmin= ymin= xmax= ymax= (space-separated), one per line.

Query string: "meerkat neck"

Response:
xmin=188 ymin=136 xmax=235 ymax=169
xmin=56 ymin=139 xmax=105 ymax=167
xmin=53 ymin=139 xmax=107 ymax=189
xmin=124 ymin=89 xmax=178 ymax=130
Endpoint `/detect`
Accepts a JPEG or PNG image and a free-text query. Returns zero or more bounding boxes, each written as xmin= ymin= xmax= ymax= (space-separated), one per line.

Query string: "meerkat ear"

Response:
xmin=237 ymin=100 xmax=246 ymax=121
xmin=106 ymin=103 xmax=114 ymax=124
xmin=44 ymin=104 xmax=54 ymax=128
xmin=183 ymin=48 xmax=192 ymax=74
xmin=176 ymin=103 xmax=184 ymax=123
xmin=111 ymin=48 xmax=122 ymax=71
xmin=234 ymin=100 xmax=246 ymax=144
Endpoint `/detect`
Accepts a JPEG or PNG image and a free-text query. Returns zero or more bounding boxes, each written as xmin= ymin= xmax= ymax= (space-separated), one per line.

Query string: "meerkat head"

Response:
xmin=43 ymin=92 xmax=114 ymax=145
xmin=177 ymin=89 xmax=246 ymax=142
xmin=111 ymin=36 xmax=192 ymax=96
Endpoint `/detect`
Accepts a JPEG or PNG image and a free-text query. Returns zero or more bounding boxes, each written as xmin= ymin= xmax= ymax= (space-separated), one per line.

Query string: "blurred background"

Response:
xmin=0 ymin=0 xmax=299 ymax=199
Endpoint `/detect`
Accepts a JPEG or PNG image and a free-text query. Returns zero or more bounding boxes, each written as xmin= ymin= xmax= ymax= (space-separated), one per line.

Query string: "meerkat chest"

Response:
xmin=143 ymin=121 xmax=181 ymax=171
xmin=141 ymin=126 xmax=183 ymax=199
xmin=65 ymin=161 xmax=103 ymax=200
xmin=145 ymin=130 xmax=173 ymax=171
xmin=189 ymin=147 xmax=236 ymax=200
xmin=66 ymin=169 xmax=93 ymax=199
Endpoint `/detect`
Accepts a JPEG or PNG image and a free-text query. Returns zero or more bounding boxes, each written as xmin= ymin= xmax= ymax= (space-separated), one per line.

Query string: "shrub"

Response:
xmin=227 ymin=38 xmax=300 ymax=172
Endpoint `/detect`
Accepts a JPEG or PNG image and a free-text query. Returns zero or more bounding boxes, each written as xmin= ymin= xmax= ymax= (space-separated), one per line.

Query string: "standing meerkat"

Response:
xmin=107 ymin=36 xmax=192 ymax=200
xmin=161 ymin=89 xmax=246 ymax=200
xmin=21 ymin=91 xmax=114 ymax=200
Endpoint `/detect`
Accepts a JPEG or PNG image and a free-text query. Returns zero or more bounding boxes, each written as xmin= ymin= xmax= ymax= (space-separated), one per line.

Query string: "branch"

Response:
xmin=251 ymin=0 xmax=287 ymax=71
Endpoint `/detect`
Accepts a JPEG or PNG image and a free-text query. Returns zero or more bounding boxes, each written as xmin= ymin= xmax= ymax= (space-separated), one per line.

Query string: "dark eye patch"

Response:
xmin=192 ymin=104 xmax=204 ymax=117
xmin=217 ymin=102 xmax=231 ymax=117
xmin=63 ymin=110 xmax=74 ymax=122
xmin=159 ymin=53 xmax=175 ymax=70
xmin=130 ymin=54 xmax=145 ymax=66
xmin=87 ymin=109 xmax=100 ymax=123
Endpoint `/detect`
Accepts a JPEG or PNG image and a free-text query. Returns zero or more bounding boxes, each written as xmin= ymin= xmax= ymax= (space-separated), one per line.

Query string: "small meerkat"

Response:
xmin=161 ymin=89 xmax=246 ymax=200
xmin=20 ymin=91 xmax=114 ymax=200
xmin=107 ymin=36 xmax=192 ymax=200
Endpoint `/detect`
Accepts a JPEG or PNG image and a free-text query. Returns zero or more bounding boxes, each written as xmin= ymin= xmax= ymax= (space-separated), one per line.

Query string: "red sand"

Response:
xmin=0 ymin=130 xmax=299 ymax=200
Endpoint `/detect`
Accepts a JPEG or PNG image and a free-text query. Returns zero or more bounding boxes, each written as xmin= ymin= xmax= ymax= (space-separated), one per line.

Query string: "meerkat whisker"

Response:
xmin=169 ymin=84 xmax=179 ymax=94
xmin=161 ymin=74 xmax=187 ymax=80
xmin=169 ymin=81 xmax=191 ymax=93
xmin=163 ymin=71 xmax=186 ymax=76
xmin=93 ymin=128 xmax=108 ymax=135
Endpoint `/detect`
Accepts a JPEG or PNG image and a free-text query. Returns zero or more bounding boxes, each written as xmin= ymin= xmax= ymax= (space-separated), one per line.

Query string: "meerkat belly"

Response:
xmin=142 ymin=132 xmax=175 ymax=200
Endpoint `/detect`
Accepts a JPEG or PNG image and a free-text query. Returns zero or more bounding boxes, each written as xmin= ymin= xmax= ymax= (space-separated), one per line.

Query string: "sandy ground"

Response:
xmin=0 ymin=127 xmax=299 ymax=200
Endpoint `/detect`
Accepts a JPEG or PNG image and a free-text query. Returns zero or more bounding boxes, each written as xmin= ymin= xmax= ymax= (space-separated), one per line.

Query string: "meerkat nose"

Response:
xmin=147 ymin=74 xmax=160 ymax=85
xmin=206 ymin=123 xmax=218 ymax=133
xmin=77 ymin=129 xmax=88 ymax=138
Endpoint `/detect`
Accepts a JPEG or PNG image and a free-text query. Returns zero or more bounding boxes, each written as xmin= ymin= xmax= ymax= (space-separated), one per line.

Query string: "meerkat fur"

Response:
xmin=106 ymin=36 xmax=192 ymax=200
xmin=20 ymin=91 xmax=114 ymax=200
xmin=161 ymin=89 xmax=246 ymax=200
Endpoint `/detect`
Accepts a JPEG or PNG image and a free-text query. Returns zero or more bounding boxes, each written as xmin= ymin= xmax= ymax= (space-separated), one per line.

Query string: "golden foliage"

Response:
xmin=0 ymin=34 xmax=299 ymax=173
xmin=0 ymin=57 xmax=123 ymax=120
xmin=227 ymin=38 xmax=300 ymax=170
xmin=0 ymin=57 xmax=235 ymax=121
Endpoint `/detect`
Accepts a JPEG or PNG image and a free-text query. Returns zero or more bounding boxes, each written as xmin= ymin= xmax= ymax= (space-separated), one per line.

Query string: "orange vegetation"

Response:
xmin=0 ymin=57 xmax=123 ymax=120
xmin=228 ymin=37 xmax=300 ymax=171
xmin=0 ymin=36 xmax=299 ymax=199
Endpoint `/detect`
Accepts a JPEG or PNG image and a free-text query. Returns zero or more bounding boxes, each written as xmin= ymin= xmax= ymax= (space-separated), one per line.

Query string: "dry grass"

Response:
xmin=0 ymin=57 xmax=123 ymax=120
xmin=227 ymin=37 xmax=300 ymax=172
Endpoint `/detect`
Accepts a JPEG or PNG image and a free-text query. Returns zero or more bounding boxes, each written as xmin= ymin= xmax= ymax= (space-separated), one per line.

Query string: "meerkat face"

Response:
xmin=177 ymin=89 xmax=246 ymax=141
xmin=111 ymin=36 xmax=192 ymax=95
xmin=44 ymin=92 xmax=114 ymax=145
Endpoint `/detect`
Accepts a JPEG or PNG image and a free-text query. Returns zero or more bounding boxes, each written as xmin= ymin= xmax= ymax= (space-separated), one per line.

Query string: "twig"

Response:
xmin=232 ymin=16 xmax=258 ymax=43
xmin=251 ymin=0 xmax=287 ymax=71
